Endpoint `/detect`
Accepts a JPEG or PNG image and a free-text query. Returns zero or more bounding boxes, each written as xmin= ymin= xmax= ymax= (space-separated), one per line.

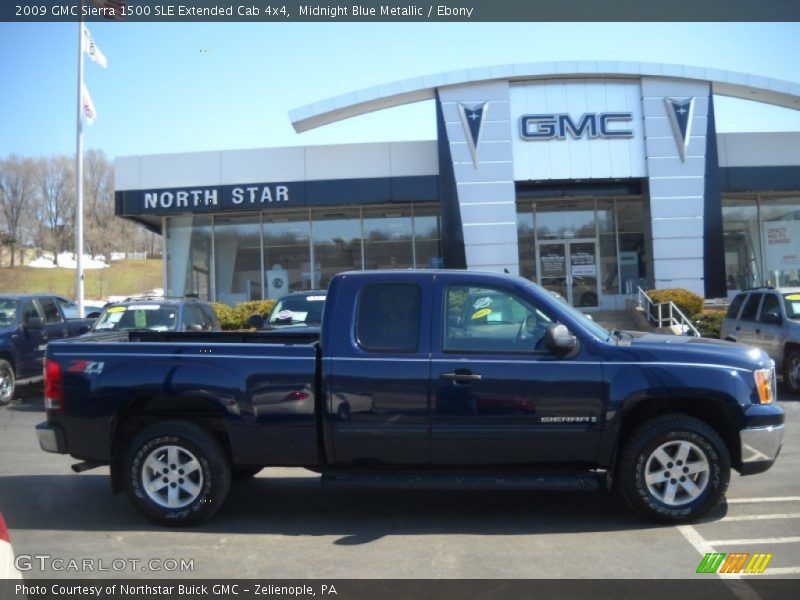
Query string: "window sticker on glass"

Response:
xmin=134 ymin=311 xmax=147 ymax=328
xmin=107 ymin=311 xmax=124 ymax=324
xmin=106 ymin=306 xmax=126 ymax=313
xmin=471 ymin=308 xmax=492 ymax=320
xmin=486 ymin=312 xmax=503 ymax=322
xmin=307 ymin=296 xmax=326 ymax=302
xmin=473 ymin=297 xmax=493 ymax=310
xmin=790 ymin=302 xmax=800 ymax=314
xmin=134 ymin=304 xmax=161 ymax=311
xmin=787 ymin=294 xmax=800 ymax=301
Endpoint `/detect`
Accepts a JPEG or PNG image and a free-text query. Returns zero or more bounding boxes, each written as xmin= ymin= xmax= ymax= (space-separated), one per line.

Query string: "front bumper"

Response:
xmin=36 ymin=422 xmax=67 ymax=454
xmin=739 ymin=424 xmax=784 ymax=475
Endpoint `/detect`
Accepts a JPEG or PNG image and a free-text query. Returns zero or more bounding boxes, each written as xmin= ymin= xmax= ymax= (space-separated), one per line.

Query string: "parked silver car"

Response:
xmin=720 ymin=287 xmax=800 ymax=393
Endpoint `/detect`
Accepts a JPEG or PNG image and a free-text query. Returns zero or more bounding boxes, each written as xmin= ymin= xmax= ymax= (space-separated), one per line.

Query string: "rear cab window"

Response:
xmin=356 ymin=284 xmax=421 ymax=353
xmin=759 ymin=293 xmax=781 ymax=321
xmin=739 ymin=293 xmax=763 ymax=321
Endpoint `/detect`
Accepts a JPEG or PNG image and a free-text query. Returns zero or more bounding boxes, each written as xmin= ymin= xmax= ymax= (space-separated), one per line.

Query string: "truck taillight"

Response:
xmin=44 ymin=359 xmax=63 ymax=412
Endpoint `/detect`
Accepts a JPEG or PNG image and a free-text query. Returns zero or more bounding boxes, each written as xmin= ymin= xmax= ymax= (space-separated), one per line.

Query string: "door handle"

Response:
xmin=755 ymin=329 xmax=761 ymax=334
xmin=440 ymin=370 xmax=482 ymax=382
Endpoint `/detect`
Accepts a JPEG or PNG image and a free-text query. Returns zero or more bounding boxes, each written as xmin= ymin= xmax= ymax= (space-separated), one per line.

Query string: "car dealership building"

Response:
xmin=114 ymin=61 xmax=800 ymax=309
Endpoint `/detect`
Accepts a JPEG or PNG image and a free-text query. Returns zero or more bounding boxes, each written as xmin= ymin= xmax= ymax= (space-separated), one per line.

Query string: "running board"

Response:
xmin=321 ymin=471 xmax=602 ymax=491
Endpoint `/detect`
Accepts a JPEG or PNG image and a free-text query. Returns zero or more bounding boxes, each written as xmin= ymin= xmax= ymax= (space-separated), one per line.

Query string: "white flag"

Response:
xmin=82 ymin=25 xmax=108 ymax=68
xmin=81 ymin=82 xmax=97 ymax=125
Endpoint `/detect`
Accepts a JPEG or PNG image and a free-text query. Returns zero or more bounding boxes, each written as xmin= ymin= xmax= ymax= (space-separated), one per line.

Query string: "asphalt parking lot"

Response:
xmin=0 ymin=383 xmax=798 ymax=581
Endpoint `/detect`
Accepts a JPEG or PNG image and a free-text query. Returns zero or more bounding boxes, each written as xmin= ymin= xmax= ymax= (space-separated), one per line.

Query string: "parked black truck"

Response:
xmin=36 ymin=271 xmax=784 ymax=525
xmin=0 ymin=294 xmax=94 ymax=405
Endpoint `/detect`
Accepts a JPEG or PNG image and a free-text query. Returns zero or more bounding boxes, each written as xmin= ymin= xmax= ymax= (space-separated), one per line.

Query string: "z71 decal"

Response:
xmin=67 ymin=360 xmax=105 ymax=375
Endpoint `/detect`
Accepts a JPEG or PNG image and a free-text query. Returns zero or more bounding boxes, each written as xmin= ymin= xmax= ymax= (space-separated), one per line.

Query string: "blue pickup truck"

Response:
xmin=36 ymin=271 xmax=784 ymax=526
xmin=0 ymin=294 xmax=94 ymax=405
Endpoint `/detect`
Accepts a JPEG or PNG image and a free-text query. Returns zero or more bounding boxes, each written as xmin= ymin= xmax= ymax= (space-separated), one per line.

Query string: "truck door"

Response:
xmin=735 ymin=292 xmax=763 ymax=346
xmin=18 ymin=300 xmax=46 ymax=378
xmin=429 ymin=279 xmax=604 ymax=466
xmin=327 ymin=278 xmax=432 ymax=466
xmin=37 ymin=298 xmax=69 ymax=343
xmin=755 ymin=292 xmax=783 ymax=363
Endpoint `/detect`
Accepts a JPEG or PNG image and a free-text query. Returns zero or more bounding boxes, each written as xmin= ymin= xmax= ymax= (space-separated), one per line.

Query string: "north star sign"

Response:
xmin=141 ymin=184 xmax=292 ymax=212
xmin=520 ymin=112 xmax=634 ymax=140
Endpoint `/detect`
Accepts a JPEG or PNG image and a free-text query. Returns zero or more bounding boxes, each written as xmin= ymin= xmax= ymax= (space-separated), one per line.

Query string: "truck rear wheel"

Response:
xmin=123 ymin=421 xmax=231 ymax=526
xmin=619 ymin=415 xmax=730 ymax=523
xmin=0 ymin=360 xmax=14 ymax=406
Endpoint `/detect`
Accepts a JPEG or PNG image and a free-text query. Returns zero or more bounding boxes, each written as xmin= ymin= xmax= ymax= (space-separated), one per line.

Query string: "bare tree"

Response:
xmin=34 ymin=155 xmax=75 ymax=266
xmin=0 ymin=156 xmax=36 ymax=267
xmin=83 ymin=149 xmax=125 ymax=261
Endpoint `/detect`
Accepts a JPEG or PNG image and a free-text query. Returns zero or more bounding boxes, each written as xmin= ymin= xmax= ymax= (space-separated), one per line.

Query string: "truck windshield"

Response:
xmin=93 ymin=305 xmax=178 ymax=332
xmin=268 ymin=295 xmax=326 ymax=326
xmin=0 ymin=300 xmax=17 ymax=326
xmin=784 ymin=293 xmax=800 ymax=319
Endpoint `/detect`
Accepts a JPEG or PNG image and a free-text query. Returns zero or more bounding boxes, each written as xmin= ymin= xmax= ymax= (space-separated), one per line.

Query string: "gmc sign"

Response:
xmin=520 ymin=112 xmax=634 ymax=140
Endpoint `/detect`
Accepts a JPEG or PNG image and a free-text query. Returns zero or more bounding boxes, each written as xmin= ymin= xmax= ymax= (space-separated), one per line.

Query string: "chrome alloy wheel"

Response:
xmin=141 ymin=445 xmax=204 ymax=509
xmin=0 ymin=364 xmax=13 ymax=405
xmin=644 ymin=440 xmax=710 ymax=506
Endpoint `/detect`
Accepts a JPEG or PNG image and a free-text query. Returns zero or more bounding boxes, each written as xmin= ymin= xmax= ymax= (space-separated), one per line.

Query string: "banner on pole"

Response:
xmin=81 ymin=82 xmax=97 ymax=124
xmin=82 ymin=25 xmax=108 ymax=68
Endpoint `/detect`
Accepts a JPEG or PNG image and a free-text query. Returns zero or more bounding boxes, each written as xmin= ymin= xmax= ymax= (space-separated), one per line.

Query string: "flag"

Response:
xmin=82 ymin=25 xmax=108 ymax=68
xmin=81 ymin=82 xmax=97 ymax=125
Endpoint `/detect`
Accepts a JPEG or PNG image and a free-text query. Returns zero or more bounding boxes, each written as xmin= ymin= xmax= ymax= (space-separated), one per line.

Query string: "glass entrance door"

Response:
xmin=537 ymin=239 xmax=599 ymax=307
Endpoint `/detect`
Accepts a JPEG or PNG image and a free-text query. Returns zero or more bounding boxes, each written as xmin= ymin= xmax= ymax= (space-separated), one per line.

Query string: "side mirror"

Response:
xmin=25 ymin=316 xmax=43 ymax=330
xmin=186 ymin=323 xmax=204 ymax=332
xmin=544 ymin=323 xmax=577 ymax=354
xmin=760 ymin=313 xmax=782 ymax=325
xmin=247 ymin=314 xmax=265 ymax=329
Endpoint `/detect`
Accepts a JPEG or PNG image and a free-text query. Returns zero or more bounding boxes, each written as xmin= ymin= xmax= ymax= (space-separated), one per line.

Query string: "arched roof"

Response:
xmin=289 ymin=61 xmax=800 ymax=133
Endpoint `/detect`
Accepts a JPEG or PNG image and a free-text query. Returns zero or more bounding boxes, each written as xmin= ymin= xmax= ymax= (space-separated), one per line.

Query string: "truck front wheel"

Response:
xmin=123 ymin=421 xmax=231 ymax=526
xmin=619 ymin=415 xmax=730 ymax=523
xmin=0 ymin=359 xmax=14 ymax=405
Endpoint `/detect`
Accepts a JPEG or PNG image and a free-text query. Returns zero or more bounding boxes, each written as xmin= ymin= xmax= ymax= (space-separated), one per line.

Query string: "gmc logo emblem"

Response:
xmin=520 ymin=112 xmax=634 ymax=140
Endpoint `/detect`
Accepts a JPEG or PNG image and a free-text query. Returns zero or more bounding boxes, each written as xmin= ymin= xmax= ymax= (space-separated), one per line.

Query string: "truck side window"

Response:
xmin=739 ymin=293 xmax=762 ymax=321
xmin=20 ymin=300 xmax=41 ymax=323
xmin=726 ymin=294 xmax=745 ymax=319
xmin=759 ymin=294 xmax=780 ymax=321
xmin=39 ymin=299 xmax=62 ymax=324
xmin=356 ymin=283 xmax=421 ymax=353
xmin=443 ymin=285 xmax=553 ymax=353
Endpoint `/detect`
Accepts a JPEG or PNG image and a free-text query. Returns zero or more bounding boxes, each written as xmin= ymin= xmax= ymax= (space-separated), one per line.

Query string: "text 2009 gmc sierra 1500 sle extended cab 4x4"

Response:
xmin=36 ymin=270 xmax=784 ymax=526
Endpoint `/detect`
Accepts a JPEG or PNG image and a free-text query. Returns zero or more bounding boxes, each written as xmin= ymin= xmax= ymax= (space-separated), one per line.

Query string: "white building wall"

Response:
xmin=438 ymin=81 xmax=520 ymax=274
xmin=641 ymin=78 xmax=711 ymax=297
xmin=510 ymin=80 xmax=646 ymax=181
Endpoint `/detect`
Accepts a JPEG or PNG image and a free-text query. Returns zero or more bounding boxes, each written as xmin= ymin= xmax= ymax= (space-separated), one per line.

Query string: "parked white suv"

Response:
xmin=720 ymin=287 xmax=800 ymax=393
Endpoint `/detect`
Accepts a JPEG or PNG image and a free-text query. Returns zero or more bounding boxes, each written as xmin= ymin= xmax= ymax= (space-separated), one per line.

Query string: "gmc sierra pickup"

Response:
xmin=36 ymin=271 xmax=784 ymax=526
xmin=0 ymin=294 xmax=94 ymax=405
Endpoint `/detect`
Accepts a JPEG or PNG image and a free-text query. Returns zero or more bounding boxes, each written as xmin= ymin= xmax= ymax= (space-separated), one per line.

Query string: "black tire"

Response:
xmin=123 ymin=421 xmax=231 ymax=526
xmin=232 ymin=466 xmax=262 ymax=481
xmin=618 ymin=415 xmax=730 ymax=523
xmin=784 ymin=349 xmax=800 ymax=394
xmin=0 ymin=359 xmax=15 ymax=406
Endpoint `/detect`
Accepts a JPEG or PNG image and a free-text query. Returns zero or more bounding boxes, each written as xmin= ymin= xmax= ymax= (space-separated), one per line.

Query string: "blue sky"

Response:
xmin=1 ymin=22 xmax=800 ymax=160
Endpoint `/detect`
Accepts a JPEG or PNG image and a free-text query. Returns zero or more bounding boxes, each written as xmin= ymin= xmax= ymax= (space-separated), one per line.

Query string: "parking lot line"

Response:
xmin=721 ymin=513 xmax=800 ymax=521
xmin=705 ymin=536 xmax=800 ymax=546
xmin=727 ymin=497 xmax=800 ymax=504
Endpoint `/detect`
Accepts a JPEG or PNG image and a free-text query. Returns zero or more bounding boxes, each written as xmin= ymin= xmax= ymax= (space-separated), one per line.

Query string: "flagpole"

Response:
xmin=75 ymin=1 xmax=85 ymax=318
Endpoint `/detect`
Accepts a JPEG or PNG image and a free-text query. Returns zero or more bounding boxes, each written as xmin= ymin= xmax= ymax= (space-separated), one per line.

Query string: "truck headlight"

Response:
xmin=754 ymin=367 xmax=776 ymax=404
